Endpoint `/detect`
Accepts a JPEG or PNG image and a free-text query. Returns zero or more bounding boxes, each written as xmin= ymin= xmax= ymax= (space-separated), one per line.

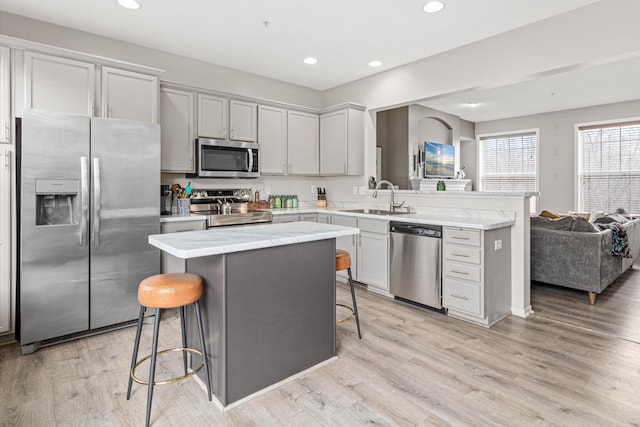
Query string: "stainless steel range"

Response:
xmin=190 ymin=188 xmax=272 ymax=227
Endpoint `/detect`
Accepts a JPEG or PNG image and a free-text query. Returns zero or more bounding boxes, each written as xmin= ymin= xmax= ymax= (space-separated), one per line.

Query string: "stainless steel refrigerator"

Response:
xmin=19 ymin=109 xmax=160 ymax=354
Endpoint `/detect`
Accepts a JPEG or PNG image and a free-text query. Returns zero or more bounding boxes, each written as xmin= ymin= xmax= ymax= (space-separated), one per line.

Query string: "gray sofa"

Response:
xmin=530 ymin=216 xmax=640 ymax=304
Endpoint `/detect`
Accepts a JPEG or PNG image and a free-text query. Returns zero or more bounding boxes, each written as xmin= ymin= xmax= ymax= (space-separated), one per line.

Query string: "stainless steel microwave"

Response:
xmin=193 ymin=138 xmax=259 ymax=178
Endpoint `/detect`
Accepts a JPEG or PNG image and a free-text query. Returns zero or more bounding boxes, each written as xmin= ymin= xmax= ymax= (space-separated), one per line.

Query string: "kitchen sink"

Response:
xmin=339 ymin=208 xmax=409 ymax=215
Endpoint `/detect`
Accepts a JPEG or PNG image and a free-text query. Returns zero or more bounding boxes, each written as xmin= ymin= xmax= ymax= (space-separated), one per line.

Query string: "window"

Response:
xmin=578 ymin=120 xmax=640 ymax=213
xmin=478 ymin=130 xmax=538 ymax=214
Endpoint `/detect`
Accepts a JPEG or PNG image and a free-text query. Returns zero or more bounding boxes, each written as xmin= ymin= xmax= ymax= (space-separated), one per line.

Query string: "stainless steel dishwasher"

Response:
xmin=390 ymin=222 xmax=443 ymax=310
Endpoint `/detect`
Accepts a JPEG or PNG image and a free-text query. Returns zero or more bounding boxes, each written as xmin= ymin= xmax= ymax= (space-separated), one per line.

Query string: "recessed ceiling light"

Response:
xmin=466 ymin=102 xmax=479 ymax=107
xmin=117 ymin=0 xmax=141 ymax=10
xmin=423 ymin=1 xmax=445 ymax=13
xmin=304 ymin=57 xmax=318 ymax=65
xmin=368 ymin=60 xmax=382 ymax=68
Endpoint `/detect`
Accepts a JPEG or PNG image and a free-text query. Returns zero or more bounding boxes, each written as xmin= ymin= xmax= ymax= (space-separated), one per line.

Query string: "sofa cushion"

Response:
xmin=571 ymin=217 xmax=599 ymax=232
xmin=531 ymin=215 xmax=574 ymax=230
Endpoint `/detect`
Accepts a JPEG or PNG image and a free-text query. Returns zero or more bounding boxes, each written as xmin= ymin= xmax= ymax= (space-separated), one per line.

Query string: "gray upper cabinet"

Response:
xmin=229 ymin=99 xmax=257 ymax=142
xmin=258 ymin=105 xmax=287 ymax=174
xmin=197 ymin=93 xmax=227 ymax=139
xmin=160 ymin=86 xmax=195 ymax=172
xmin=101 ymin=67 xmax=158 ymax=123
xmin=320 ymin=107 xmax=364 ymax=176
xmin=23 ymin=51 xmax=160 ymax=123
xmin=24 ymin=51 xmax=95 ymax=116
xmin=287 ymin=110 xmax=319 ymax=175
xmin=0 ymin=46 xmax=9 ymax=143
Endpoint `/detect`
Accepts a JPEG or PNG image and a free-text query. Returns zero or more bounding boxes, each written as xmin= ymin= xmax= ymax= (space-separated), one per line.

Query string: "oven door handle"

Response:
xmin=247 ymin=149 xmax=254 ymax=173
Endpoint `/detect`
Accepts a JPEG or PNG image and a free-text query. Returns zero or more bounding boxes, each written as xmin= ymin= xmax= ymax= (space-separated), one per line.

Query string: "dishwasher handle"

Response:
xmin=390 ymin=222 xmax=442 ymax=238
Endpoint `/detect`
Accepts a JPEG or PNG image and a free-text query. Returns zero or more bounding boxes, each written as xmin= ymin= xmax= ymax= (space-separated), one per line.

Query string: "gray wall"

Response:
xmin=475 ymin=99 xmax=640 ymax=213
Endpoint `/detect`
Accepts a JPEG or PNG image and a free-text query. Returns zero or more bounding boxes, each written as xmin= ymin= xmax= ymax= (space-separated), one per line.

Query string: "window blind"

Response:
xmin=579 ymin=122 xmax=640 ymax=213
xmin=479 ymin=132 xmax=538 ymax=213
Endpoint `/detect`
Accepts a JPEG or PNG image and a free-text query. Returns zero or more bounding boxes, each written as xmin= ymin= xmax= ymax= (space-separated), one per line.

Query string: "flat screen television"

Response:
xmin=424 ymin=142 xmax=455 ymax=178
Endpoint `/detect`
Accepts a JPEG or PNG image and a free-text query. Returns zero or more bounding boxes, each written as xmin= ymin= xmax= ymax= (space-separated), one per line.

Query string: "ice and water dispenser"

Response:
xmin=35 ymin=179 xmax=78 ymax=226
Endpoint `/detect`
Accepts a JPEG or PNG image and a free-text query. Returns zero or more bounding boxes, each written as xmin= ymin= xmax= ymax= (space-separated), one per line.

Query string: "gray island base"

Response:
xmin=148 ymin=222 xmax=360 ymax=408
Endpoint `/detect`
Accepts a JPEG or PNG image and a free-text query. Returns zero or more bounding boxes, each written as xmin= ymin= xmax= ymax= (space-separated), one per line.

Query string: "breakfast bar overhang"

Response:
xmin=148 ymin=222 xmax=360 ymax=407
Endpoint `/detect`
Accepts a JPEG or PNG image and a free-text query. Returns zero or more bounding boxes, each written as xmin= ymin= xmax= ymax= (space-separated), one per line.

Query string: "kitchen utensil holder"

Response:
xmin=177 ymin=198 xmax=190 ymax=215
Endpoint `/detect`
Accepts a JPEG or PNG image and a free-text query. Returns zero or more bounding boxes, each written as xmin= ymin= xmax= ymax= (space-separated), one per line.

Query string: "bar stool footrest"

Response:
xmin=130 ymin=347 xmax=204 ymax=386
xmin=336 ymin=303 xmax=355 ymax=323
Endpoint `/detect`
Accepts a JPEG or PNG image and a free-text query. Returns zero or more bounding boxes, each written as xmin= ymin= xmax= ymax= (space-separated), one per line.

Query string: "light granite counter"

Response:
xmin=149 ymin=221 xmax=359 ymax=259
xmin=269 ymin=207 xmax=515 ymax=230
xmin=159 ymin=213 xmax=207 ymax=223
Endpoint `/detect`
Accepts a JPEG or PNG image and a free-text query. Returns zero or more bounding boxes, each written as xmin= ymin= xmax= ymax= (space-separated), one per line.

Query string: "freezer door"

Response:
xmin=89 ymin=118 xmax=160 ymax=329
xmin=20 ymin=110 xmax=90 ymax=344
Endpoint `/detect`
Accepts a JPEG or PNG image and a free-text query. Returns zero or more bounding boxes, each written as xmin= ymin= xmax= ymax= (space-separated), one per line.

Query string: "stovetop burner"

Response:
xmin=189 ymin=188 xmax=272 ymax=227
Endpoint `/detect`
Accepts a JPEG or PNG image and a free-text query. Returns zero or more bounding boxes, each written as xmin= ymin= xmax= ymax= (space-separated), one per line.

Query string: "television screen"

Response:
xmin=424 ymin=142 xmax=455 ymax=178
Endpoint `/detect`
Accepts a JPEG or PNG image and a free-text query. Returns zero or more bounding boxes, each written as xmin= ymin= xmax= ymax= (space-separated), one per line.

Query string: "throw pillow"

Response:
xmin=539 ymin=210 xmax=563 ymax=219
xmin=531 ymin=215 xmax=574 ymax=230
xmin=570 ymin=217 xmax=599 ymax=232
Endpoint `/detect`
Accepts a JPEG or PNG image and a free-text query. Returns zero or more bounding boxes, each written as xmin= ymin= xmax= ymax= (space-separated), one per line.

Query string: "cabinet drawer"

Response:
xmin=444 ymin=228 xmax=480 ymax=246
xmin=443 ymin=278 xmax=481 ymax=316
xmin=443 ymin=261 xmax=481 ymax=282
xmin=358 ymin=218 xmax=388 ymax=234
xmin=161 ymin=220 xmax=206 ymax=233
xmin=444 ymin=244 xmax=481 ymax=264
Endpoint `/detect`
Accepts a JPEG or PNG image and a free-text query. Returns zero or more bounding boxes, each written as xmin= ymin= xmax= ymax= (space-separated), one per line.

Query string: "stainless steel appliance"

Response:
xmin=390 ymin=221 xmax=443 ymax=310
xmin=190 ymin=188 xmax=271 ymax=227
xmin=18 ymin=110 xmax=160 ymax=353
xmin=191 ymin=138 xmax=259 ymax=178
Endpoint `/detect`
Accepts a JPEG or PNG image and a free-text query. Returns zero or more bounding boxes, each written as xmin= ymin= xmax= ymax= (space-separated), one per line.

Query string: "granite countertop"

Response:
xmin=149 ymin=221 xmax=359 ymax=259
xmin=160 ymin=206 xmax=516 ymax=230
xmin=269 ymin=208 xmax=515 ymax=230
xmin=160 ymin=213 xmax=208 ymax=223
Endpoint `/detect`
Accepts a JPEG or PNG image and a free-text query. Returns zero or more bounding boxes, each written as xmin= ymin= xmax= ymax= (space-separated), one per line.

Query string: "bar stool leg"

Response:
xmin=145 ymin=308 xmax=162 ymax=427
xmin=127 ymin=305 xmax=146 ymax=400
xmin=194 ymin=300 xmax=213 ymax=401
xmin=347 ymin=267 xmax=362 ymax=339
xmin=180 ymin=306 xmax=188 ymax=375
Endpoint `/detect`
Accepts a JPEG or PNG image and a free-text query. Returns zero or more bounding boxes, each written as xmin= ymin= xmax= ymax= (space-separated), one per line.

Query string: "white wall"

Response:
xmin=475 ymin=99 xmax=640 ymax=214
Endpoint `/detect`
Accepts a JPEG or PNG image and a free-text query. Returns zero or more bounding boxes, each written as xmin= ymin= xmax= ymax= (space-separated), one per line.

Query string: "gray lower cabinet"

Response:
xmin=271 ymin=214 xmax=300 ymax=224
xmin=329 ymin=215 xmax=389 ymax=290
xmin=442 ymin=226 xmax=511 ymax=326
xmin=160 ymin=219 xmax=206 ymax=273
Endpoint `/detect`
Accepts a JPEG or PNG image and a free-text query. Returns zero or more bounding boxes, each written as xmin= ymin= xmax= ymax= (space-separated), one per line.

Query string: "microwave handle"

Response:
xmin=247 ymin=149 xmax=254 ymax=172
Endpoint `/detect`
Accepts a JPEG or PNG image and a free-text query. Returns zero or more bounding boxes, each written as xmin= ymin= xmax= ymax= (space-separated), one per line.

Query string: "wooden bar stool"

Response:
xmin=126 ymin=273 xmax=212 ymax=427
xmin=336 ymin=249 xmax=362 ymax=339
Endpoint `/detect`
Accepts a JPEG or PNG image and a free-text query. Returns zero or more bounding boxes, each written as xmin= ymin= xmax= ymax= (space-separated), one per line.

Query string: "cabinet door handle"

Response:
xmin=451 ymin=253 xmax=469 ymax=258
xmin=359 ymin=235 xmax=362 ymax=247
xmin=451 ymin=270 xmax=469 ymax=275
xmin=231 ymin=128 xmax=235 ymax=138
xmin=451 ymin=293 xmax=469 ymax=301
xmin=352 ymin=235 xmax=356 ymax=246
xmin=3 ymin=122 xmax=8 ymax=142
xmin=452 ymin=236 xmax=469 ymax=240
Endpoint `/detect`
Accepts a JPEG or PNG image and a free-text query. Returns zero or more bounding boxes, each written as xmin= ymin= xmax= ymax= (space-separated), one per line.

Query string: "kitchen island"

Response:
xmin=148 ymin=222 xmax=359 ymax=408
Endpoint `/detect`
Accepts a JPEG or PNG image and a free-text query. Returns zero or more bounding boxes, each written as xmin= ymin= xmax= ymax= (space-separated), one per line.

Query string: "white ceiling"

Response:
xmin=0 ymin=0 xmax=597 ymax=91
xmin=420 ymin=54 xmax=640 ymax=122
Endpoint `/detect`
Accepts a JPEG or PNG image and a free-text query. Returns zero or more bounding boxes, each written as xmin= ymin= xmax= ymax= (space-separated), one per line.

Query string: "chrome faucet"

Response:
xmin=373 ymin=180 xmax=405 ymax=212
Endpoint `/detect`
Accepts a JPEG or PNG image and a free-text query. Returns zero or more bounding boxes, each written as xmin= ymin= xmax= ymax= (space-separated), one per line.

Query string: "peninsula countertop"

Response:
xmin=149 ymin=221 xmax=359 ymax=259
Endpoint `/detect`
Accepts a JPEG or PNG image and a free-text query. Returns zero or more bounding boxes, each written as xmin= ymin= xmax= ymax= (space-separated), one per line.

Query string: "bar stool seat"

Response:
xmin=336 ymin=250 xmax=362 ymax=339
xmin=127 ymin=273 xmax=213 ymax=427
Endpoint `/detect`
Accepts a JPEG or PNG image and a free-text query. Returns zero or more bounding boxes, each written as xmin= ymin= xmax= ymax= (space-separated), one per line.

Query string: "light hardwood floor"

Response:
xmin=1 ymin=277 xmax=640 ymax=426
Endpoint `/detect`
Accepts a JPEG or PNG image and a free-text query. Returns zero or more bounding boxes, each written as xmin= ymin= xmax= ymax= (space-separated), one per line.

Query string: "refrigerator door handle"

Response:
xmin=80 ymin=156 xmax=89 ymax=247
xmin=92 ymin=157 xmax=101 ymax=247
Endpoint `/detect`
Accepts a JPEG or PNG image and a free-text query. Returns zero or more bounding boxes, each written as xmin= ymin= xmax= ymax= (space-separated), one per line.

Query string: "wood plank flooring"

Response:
xmin=1 ymin=277 xmax=640 ymax=426
xmin=531 ymin=264 xmax=640 ymax=343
